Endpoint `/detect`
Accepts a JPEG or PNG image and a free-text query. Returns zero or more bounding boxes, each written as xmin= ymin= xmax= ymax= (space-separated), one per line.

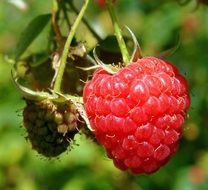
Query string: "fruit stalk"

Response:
xmin=53 ymin=0 xmax=90 ymax=92
xmin=106 ymin=0 xmax=130 ymax=64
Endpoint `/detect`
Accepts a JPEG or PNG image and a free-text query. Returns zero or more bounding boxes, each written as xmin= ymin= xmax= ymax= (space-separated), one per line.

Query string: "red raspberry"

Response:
xmin=83 ymin=56 xmax=190 ymax=174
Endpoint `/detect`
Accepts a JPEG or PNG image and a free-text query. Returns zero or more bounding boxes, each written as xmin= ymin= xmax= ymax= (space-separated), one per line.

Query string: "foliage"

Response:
xmin=0 ymin=0 xmax=208 ymax=189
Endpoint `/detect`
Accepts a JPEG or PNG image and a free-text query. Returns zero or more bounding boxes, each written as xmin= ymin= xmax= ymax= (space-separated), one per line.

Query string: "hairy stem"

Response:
xmin=53 ymin=0 xmax=90 ymax=92
xmin=106 ymin=0 xmax=130 ymax=64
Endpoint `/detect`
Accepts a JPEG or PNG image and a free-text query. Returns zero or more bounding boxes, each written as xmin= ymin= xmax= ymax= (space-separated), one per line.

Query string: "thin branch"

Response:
xmin=53 ymin=0 xmax=90 ymax=92
xmin=68 ymin=1 xmax=102 ymax=42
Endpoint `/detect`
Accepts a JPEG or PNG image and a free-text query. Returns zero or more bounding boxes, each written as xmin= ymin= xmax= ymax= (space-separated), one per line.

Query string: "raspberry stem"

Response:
xmin=106 ymin=0 xmax=130 ymax=65
xmin=53 ymin=0 xmax=90 ymax=92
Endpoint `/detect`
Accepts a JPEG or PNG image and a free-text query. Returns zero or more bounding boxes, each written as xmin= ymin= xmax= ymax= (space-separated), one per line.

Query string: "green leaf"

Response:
xmin=14 ymin=14 xmax=51 ymax=61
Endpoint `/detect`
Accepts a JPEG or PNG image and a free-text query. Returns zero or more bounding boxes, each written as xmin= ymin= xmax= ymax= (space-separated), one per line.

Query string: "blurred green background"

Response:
xmin=0 ymin=0 xmax=208 ymax=189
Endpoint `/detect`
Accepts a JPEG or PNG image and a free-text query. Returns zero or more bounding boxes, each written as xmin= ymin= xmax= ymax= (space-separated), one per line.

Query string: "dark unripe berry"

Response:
xmin=23 ymin=99 xmax=79 ymax=157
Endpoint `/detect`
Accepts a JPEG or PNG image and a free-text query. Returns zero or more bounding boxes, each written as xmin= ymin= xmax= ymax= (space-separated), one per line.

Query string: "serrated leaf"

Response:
xmin=14 ymin=14 xmax=51 ymax=61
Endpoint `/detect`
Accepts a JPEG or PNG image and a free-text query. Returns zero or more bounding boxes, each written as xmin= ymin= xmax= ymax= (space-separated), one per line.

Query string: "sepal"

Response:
xmin=125 ymin=26 xmax=143 ymax=62
xmin=12 ymin=69 xmax=57 ymax=101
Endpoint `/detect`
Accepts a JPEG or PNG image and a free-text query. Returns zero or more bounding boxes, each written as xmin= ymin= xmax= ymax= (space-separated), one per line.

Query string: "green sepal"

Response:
xmin=12 ymin=70 xmax=57 ymax=101
xmin=53 ymin=92 xmax=93 ymax=131
xmin=93 ymin=48 xmax=119 ymax=74
xmin=126 ymin=26 xmax=143 ymax=62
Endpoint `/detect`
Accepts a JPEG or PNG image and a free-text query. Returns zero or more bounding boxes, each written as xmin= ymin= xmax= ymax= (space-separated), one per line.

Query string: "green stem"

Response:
xmin=68 ymin=1 xmax=102 ymax=42
xmin=106 ymin=0 xmax=130 ymax=64
xmin=53 ymin=0 xmax=90 ymax=92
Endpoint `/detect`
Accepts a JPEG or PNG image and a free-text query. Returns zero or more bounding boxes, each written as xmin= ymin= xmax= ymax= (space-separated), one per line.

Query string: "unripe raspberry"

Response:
xmin=23 ymin=99 xmax=79 ymax=157
xmin=83 ymin=56 xmax=190 ymax=174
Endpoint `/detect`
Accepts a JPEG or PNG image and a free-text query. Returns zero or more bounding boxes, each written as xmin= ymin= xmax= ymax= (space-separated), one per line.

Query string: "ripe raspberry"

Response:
xmin=23 ymin=99 xmax=78 ymax=157
xmin=83 ymin=56 xmax=190 ymax=174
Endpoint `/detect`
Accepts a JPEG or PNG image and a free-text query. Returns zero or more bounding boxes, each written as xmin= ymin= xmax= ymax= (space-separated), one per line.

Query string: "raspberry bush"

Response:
xmin=6 ymin=0 xmax=196 ymax=182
